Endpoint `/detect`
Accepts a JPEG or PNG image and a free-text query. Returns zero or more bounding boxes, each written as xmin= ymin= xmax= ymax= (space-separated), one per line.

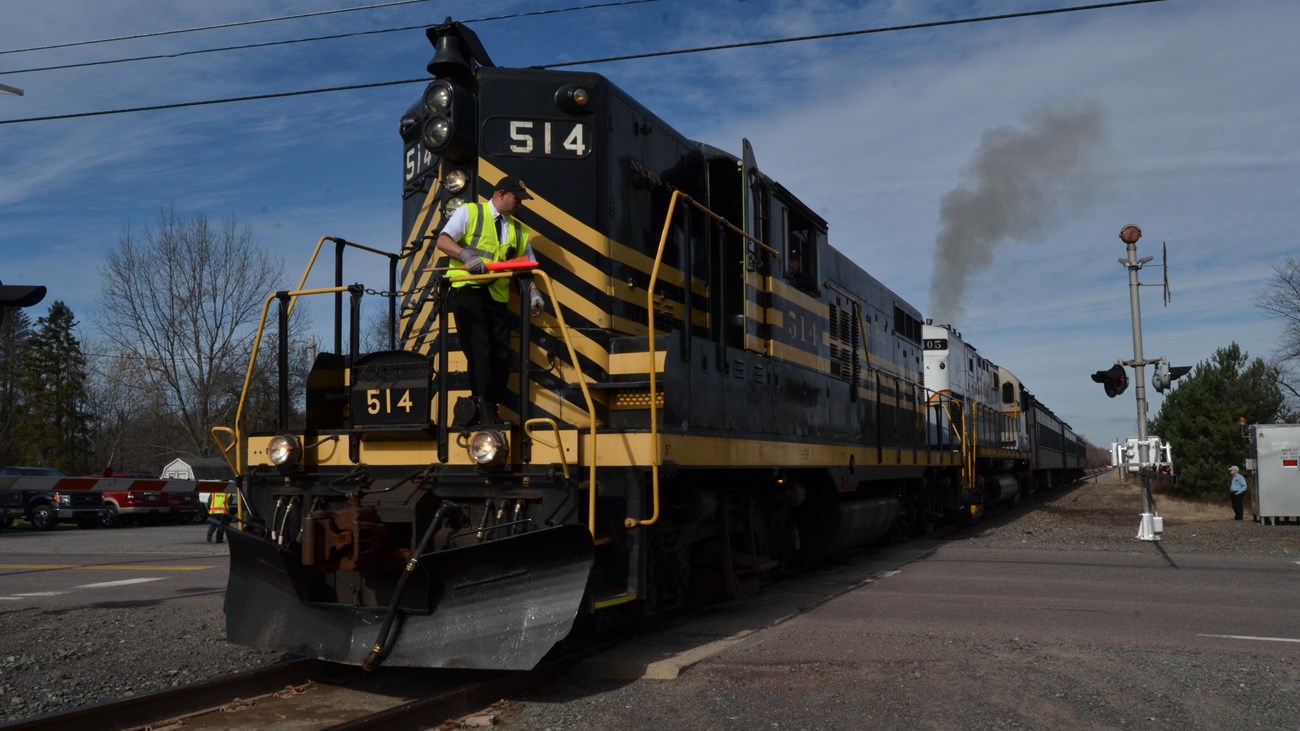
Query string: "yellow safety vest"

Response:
xmin=209 ymin=491 xmax=229 ymax=515
xmin=446 ymin=202 xmax=530 ymax=303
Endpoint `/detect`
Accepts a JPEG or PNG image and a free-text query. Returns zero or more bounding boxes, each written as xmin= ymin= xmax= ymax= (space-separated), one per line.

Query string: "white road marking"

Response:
xmin=1199 ymin=633 xmax=1300 ymax=644
xmin=77 ymin=577 xmax=165 ymax=589
xmin=1 ymin=576 xmax=165 ymax=600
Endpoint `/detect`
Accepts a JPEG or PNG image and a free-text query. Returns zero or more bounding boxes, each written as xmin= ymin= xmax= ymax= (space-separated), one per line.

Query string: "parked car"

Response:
xmin=167 ymin=490 xmax=205 ymax=524
xmin=0 ymin=466 xmax=104 ymax=530
xmin=88 ymin=471 xmax=168 ymax=528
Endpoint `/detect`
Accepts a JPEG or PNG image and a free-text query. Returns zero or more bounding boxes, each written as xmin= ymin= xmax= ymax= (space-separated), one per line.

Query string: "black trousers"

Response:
xmin=451 ymin=286 xmax=512 ymax=407
xmin=1231 ymin=492 xmax=1245 ymax=520
xmin=207 ymin=513 xmax=230 ymax=542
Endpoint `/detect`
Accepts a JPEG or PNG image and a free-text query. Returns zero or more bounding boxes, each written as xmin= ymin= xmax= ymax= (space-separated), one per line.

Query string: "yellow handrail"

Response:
xmin=524 ymin=418 xmax=569 ymax=480
xmin=927 ymin=391 xmax=977 ymax=494
xmin=210 ymin=285 xmax=359 ymax=475
xmin=627 ymin=190 xmax=773 ymax=528
xmin=524 ymin=271 xmax=599 ymax=536
xmin=454 ymin=269 xmax=600 ymax=535
xmin=211 ymin=426 xmax=238 ymax=474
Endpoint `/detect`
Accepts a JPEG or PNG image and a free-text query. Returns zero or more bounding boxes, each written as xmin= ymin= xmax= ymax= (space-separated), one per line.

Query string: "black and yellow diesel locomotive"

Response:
xmin=215 ymin=20 xmax=1081 ymax=671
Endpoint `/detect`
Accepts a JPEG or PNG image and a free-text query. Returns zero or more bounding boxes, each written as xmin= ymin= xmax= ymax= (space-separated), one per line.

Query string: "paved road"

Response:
xmin=507 ymin=539 xmax=1300 ymax=730
xmin=857 ymin=542 xmax=1300 ymax=652
xmin=0 ymin=523 xmax=229 ymax=612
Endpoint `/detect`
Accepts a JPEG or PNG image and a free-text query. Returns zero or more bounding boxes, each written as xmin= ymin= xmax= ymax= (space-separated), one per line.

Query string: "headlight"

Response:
xmin=423 ymin=117 xmax=452 ymax=148
xmin=56 ymin=493 xmax=70 ymax=506
xmin=468 ymin=429 xmax=508 ymax=466
xmin=444 ymin=196 xmax=466 ymax=214
xmin=423 ymin=82 xmax=452 ymax=115
xmin=443 ymin=168 xmax=469 ymax=193
xmin=267 ymin=434 xmax=302 ymax=467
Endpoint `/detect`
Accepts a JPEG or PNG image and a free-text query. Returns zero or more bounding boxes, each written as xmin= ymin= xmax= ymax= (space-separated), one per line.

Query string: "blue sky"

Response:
xmin=3 ymin=0 xmax=1297 ymax=446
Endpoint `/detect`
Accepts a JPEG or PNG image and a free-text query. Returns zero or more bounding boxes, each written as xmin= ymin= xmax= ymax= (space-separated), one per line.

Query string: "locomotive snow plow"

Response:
xmin=224 ymin=521 xmax=594 ymax=669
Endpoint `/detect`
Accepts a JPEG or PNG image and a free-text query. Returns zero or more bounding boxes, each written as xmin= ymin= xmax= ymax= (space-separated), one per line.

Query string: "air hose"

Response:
xmin=362 ymin=503 xmax=450 ymax=670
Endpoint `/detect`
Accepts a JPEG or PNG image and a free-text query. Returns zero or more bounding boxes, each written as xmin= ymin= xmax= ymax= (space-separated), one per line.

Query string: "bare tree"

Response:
xmin=1257 ymin=255 xmax=1300 ymax=401
xmin=98 ymin=207 xmax=294 ymax=457
xmin=83 ymin=347 xmax=177 ymax=473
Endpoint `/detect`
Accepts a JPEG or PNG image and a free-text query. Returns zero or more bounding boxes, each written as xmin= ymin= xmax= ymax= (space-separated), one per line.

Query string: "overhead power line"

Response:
xmin=2 ymin=0 xmax=661 ymax=77
xmin=0 ymin=0 xmax=1169 ymax=127
xmin=541 ymin=0 xmax=1169 ymax=68
xmin=0 ymin=0 xmax=437 ymax=57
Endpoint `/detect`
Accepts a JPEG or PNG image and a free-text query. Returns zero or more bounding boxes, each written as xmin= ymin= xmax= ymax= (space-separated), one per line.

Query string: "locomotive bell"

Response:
xmin=427 ymin=34 xmax=472 ymax=79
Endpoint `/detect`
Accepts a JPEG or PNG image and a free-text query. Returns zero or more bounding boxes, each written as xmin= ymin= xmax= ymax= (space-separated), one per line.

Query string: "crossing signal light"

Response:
xmin=1091 ymin=364 xmax=1129 ymax=398
xmin=0 ymin=280 xmax=46 ymax=327
xmin=1152 ymin=362 xmax=1192 ymax=393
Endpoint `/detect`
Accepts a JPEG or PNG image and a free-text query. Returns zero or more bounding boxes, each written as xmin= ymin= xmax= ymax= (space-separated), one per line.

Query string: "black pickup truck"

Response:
xmin=0 ymin=466 xmax=105 ymax=530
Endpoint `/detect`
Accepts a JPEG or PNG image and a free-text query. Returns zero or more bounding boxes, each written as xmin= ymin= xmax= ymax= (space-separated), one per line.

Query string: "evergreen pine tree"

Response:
xmin=15 ymin=302 xmax=92 ymax=472
xmin=1149 ymin=343 xmax=1294 ymax=498
xmin=0 ymin=308 xmax=34 ymax=465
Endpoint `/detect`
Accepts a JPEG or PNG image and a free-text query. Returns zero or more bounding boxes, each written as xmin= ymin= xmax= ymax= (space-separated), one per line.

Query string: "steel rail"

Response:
xmin=0 ymin=658 xmax=338 ymax=731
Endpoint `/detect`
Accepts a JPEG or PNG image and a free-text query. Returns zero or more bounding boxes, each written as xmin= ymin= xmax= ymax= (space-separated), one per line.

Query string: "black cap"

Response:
xmin=495 ymin=175 xmax=533 ymax=200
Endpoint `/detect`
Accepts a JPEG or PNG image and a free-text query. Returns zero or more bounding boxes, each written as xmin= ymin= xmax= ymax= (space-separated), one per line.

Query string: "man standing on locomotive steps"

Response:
xmin=436 ymin=175 xmax=546 ymax=423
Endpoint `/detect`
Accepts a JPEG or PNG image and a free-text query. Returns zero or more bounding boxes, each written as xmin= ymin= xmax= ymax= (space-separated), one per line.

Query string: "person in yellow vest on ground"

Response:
xmin=206 ymin=487 xmax=232 ymax=543
xmin=435 ymin=175 xmax=545 ymax=423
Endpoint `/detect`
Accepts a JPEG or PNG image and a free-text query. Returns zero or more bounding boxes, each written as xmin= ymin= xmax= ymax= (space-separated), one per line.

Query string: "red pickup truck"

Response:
xmin=89 ymin=472 xmax=169 ymax=527
xmin=92 ymin=472 xmax=206 ymax=526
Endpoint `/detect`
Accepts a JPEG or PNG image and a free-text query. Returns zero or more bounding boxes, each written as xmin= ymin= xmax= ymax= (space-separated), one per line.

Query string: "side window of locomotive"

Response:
xmin=783 ymin=213 xmax=819 ymax=293
xmin=1002 ymin=382 xmax=1016 ymax=404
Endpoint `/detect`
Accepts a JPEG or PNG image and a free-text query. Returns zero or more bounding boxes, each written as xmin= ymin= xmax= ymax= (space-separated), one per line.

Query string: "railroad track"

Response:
xmin=0 ymin=655 xmax=551 ymax=731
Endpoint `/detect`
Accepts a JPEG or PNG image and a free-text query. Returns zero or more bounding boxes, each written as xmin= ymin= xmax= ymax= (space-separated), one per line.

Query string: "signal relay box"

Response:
xmin=1247 ymin=424 xmax=1300 ymax=523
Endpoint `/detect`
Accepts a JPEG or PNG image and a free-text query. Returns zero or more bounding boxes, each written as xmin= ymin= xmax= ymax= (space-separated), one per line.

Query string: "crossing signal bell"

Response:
xmin=1091 ymin=364 xmax=1129 ymax=398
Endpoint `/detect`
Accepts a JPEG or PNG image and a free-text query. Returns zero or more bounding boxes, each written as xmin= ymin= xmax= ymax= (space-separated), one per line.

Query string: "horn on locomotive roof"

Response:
xmin=426 ymin=18 xmax=495 ymax=81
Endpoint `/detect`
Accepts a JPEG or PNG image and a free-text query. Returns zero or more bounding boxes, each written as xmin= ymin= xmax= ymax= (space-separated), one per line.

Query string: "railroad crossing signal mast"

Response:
xmin=1105 ymin=224 xmax=1182 ymax=542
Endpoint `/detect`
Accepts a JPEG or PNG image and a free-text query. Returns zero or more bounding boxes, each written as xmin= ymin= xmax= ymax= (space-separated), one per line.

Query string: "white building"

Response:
xmin=161 ymin=457 xmax=234 ymax=505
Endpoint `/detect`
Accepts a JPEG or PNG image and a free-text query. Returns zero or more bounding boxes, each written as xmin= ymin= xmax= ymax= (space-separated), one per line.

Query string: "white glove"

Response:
xmin=459 ymin=249 xmax=487 ymax=274
xmin=529 ymin=284 xmax=545 ymax=317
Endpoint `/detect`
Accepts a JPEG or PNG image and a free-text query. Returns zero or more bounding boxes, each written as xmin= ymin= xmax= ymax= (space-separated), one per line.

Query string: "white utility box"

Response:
xmin=1248 ymin=424 xmax=1300 ymax=524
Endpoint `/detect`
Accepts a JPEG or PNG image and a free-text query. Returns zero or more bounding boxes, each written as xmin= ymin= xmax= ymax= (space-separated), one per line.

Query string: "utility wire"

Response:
xmin=0 ymin=0 xmax=1169 ymax=126
xmin=0 ymin=0 xmax=437 ymax=57
xmin=541 ymin=0 xmax=1168 ymax=68
xmin=2 ymin=0 xmax=660 ymax=77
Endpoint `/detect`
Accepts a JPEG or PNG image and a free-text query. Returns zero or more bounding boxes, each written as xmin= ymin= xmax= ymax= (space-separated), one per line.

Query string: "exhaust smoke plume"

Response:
xmin=929 ymin=101 xmax=1105 ymax=323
